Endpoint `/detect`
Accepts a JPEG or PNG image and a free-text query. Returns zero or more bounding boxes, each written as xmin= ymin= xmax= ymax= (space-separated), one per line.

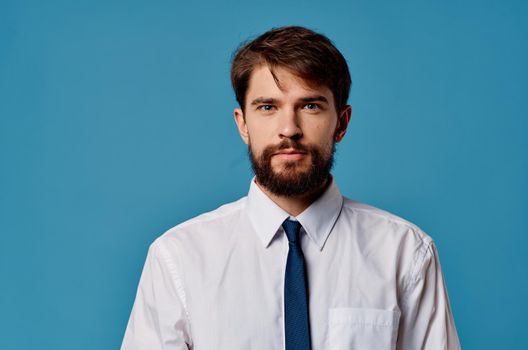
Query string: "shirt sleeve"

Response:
xmin=121 ymin=239 xmax=192 ymax=350
xmin=397 ymin=240 xmax=461 ymax=350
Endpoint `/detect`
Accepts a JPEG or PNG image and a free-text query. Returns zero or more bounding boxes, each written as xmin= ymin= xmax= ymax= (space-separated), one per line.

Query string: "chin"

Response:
xmin=273 ymin=157 xmax=310 ymax=168
xmin=273 ymin=165 xmax=311 ymax=179
xmin=273 ymin=162 xmax=308 ymax=174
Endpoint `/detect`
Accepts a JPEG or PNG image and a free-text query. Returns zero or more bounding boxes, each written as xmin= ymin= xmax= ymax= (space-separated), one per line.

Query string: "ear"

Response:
xmin=234 ymin=108 xmax=250 ymax=145
xmin=335 ymin=105 xmax=352 ymax=143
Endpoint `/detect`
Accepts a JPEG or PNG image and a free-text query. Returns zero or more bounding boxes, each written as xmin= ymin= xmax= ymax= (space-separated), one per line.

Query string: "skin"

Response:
xmin=234 ymin=65 xmax=352 ymax=216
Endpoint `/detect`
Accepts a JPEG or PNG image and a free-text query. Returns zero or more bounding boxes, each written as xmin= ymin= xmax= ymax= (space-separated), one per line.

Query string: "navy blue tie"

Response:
xmin=282 ymin=219 xmax=312 ymax=350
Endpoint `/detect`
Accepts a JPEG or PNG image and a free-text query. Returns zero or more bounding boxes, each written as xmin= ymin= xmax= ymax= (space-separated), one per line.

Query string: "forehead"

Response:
xmin=246 ymin=65 xmax=333 ymax=101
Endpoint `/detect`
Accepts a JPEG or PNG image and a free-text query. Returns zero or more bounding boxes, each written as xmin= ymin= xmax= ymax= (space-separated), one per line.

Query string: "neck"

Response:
xmin=255 ymin=175 xmax=331 ymax=217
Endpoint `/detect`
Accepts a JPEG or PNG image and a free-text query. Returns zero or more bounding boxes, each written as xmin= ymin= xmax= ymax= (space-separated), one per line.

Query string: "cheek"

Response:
xmin=247 ymin=134 xmax=269 ymax=159
xmin=308 ymin=122 xmax=337 ymax=144
xmin=247 ymin=120 xmax=272 ymax=140
xmin=248 ymin=128 xmax=278 ymax=151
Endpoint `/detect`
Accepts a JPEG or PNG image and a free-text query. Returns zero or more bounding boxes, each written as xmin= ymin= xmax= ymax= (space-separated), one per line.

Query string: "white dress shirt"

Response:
xmin=122 ymin=178 xmax=460 ymax=349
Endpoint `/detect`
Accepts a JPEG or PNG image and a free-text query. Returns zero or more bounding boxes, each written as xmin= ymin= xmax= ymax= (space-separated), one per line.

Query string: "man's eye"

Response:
xmin=303 ymin=103 xmax=320 ymax=110
xmin=257 ymin=105 xmax=275 ymax=111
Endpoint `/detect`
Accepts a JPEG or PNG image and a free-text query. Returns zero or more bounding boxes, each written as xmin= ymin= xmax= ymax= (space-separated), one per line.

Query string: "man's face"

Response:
xmin=234 ymin=65 xmax=351 ymax=197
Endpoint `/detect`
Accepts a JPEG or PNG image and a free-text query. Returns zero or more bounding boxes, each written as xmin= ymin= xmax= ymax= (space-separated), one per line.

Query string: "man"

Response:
xmin=122 ymin=26 xmax=460 ymax=349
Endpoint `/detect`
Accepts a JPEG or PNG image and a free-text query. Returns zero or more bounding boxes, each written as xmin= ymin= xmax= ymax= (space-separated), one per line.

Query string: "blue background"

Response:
xmin=1 ymin=0 xmax=526 ymax=348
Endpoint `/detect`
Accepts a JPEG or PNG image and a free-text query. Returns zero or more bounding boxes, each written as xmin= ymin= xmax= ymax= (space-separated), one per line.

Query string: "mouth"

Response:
xmin=273 ymin=148 xmax=307 ymax=161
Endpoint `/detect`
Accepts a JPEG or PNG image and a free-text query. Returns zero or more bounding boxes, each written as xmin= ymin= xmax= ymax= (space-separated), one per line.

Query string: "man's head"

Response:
xmin=231 ymin=26 xmax=352 ymax=197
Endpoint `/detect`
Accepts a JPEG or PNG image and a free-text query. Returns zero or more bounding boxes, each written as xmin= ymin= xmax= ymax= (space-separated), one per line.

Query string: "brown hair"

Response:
xmin=230 ymin=26 xmax=351 ymax=112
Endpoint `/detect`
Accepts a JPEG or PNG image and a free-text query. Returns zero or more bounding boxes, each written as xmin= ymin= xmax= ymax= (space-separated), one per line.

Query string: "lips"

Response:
xmin=274 ymin=148 xmax=307 ymax=156
xmin=273 ymin=148 xmax=307 ymax=161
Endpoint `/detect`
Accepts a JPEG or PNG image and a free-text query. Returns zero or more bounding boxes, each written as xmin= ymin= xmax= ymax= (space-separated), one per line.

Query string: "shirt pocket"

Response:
xmin=328 ymin=307 xmax=401 ymax=350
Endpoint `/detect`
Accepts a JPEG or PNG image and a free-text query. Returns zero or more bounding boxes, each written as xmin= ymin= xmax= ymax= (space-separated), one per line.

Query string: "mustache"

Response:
xmin=266 ymin=140 xmax=310 ymax=154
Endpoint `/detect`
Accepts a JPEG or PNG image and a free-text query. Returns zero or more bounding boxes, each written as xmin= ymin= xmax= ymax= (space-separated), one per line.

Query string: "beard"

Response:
xmin=248 ymin=139 xmax=335 ymax=197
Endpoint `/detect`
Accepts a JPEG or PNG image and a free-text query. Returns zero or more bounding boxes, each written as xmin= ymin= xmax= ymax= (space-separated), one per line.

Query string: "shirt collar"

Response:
xmin=246 ymin=176 xmax=344 ymax=251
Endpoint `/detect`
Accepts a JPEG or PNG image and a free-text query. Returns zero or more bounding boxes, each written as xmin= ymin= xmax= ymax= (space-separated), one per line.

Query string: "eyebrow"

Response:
xmin=250 ymin=97 xmax=277 ymax=106
xmin=300 ymin=95 xmax=328 ymax=104
xmin=250 ymin=95 xmax=329 ymax=106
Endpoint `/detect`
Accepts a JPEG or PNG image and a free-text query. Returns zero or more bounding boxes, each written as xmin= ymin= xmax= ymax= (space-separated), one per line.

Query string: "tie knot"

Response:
xmin=282 ymin=219 xmax=302 ymax=244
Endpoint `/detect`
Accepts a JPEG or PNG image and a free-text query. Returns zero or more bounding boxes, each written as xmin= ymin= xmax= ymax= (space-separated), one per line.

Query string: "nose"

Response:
xmin=278 ymin=107 xmax=303 ymax=140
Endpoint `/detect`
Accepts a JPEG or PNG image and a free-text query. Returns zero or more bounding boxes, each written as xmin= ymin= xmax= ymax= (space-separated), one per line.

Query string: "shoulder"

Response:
xmin=340 ymin=197 xmax=439 ymax=290
xmin=340 ymin=196 xmax=433 ymax=247
xmin=152 ymin=196 xmax=248 ymax=252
